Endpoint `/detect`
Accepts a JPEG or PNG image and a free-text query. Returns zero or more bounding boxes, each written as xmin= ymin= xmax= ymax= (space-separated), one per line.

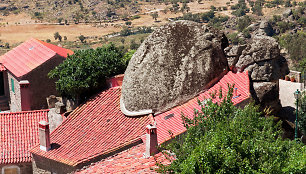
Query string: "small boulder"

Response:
xmin=251 ymin=82 xmax=282 ymax=114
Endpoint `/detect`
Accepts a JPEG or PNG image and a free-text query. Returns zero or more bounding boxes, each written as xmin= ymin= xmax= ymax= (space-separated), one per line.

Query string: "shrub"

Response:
xmin=4 ymin=43 xmax=9 ymax=49
xmin=79 ymin=35 xmax=85 ymax=43
xmin=120 ymin=27 xmax=132 ymax=36
xmin=157 ymin=88 xmax=306 ymax=173
xmin=232 ymin=8 xmax=246 ymax=17
xmin=278 ymin=32 xmax=306 ymax=66
xmin=237 ymin=15 xmax=252 ymax=32
xmin=130 ymin=39 xmax=139 ymax=50
xmin=54 ymin=32 xmax=60 ymax=40
xmin=227 ymin=32 xmax=239 ymax=45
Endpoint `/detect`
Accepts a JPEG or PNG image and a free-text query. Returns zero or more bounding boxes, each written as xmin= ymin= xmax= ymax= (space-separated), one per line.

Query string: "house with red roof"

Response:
xmin=0 ymin=110 xmax=49 ymax=174
xmin=0 ymin=38 xmax=73 ymax=112
xmin=30 ymin=71 xmax=251 ymax=174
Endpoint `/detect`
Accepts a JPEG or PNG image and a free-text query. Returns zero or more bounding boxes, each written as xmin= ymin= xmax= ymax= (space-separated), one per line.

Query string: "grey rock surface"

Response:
xmin=245 ymin=57 xmax=289 ymax=82
xmin=121 ymin=20 xmax=228 ymax=115
xmin=255 ymin=21 xmax=274 ymax=36
xmin=235 ymin=36 xmax=289 ymax=80
xmin=225 ymin=35 xmax=289 ymax=114
xmin=251 ymin=82 xmax=282 ymax=114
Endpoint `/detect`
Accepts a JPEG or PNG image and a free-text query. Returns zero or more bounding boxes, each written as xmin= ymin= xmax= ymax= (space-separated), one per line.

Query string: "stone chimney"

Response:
xmin=39 ymin=121 xmax=51 ymax=151
xmin=19 ymin=80 xmax=31 ymax=111
xmin=144 ymin=124 xmax=158 ymax=158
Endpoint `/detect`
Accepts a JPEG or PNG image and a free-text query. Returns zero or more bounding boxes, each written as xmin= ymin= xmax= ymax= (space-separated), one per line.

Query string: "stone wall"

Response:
xmin=22 ymin=55 xmax=65 ymax=110
xmin=8 ymin=72 xmax=21 ymax=112
xmin=0 ymin=162 xmax=32 ymax=174
xmin=32 ymin=155 xmax=74 ymax=174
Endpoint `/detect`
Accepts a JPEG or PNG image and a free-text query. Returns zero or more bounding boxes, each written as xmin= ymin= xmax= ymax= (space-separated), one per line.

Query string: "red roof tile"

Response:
xmin=0 ymin=110 xmax=49 ymax=164
xmin=149 ymin=71 xmax=250 ymax=144
xmin=35 ymin=39 xmax=74 ymax=58
xmin=30 ymin=87 xmax=152 ymax=167
xmin=74 ymin=71 xmax=251 ymax=174
xmin=75 ymin=143 xmax=171 ymax=174
xmin=0 ymin=38 xmax=73 ymax=78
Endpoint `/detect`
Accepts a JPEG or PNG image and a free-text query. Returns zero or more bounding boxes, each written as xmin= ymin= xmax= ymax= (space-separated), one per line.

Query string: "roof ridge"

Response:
xmin=0 ymin=109 xmax=49 ymax=116
xmin=32 ymin=38 xmax=57 ymax=55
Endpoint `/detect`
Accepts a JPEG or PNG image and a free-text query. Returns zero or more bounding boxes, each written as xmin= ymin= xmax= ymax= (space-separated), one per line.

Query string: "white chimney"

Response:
xmin=144 ymin=124 xmax=158 ymax=158
xmin=39 ymin=121 xmax=51 ymax=151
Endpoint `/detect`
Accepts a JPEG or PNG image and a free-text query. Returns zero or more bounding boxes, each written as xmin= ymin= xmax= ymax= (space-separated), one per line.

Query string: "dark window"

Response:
xmin=0 ymin=72 xmax=4 ymax=95
xmin=11 ymin=78 xmax=14 ymax=93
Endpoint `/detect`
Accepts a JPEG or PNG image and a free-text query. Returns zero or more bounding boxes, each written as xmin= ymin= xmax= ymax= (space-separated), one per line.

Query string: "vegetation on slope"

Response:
xmin=157 ymin=87 xmax=306 ymax=173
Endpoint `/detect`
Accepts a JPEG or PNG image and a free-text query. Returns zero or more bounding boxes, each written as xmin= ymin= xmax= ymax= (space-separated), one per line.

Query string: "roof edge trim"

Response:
xmin=120 ymin=97 xmax=153 ymax=116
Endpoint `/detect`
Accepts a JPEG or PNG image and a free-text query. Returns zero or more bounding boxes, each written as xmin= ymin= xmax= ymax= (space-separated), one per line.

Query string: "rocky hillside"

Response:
xmin=0 ymin=0 xmax=140 ymax=22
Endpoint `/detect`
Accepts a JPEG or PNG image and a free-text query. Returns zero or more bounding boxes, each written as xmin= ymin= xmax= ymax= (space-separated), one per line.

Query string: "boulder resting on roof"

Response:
xmin=121 ymin=20 xmax=229 ymax=116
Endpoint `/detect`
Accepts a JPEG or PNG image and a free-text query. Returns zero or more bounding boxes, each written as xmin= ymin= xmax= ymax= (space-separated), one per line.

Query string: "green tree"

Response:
xmin=4 ymin=43 xmax=9 ymax=49
xmin=57 ymin=17 xmax=63 ymax=24
xmin=48 ymin=44 xmax=126 ymax=99
xmin=125 ymin=21 xmax=132 ymax=26
xmin=79 ymin=35 xmax=85 ymax=43
xmin=122 ymin=49 xmax=136 ymax=66
xmin=120 ymin=27 xmax=132 ymax=36
xmin=157 ymin=87 xmax=306 ymax=173
xmin=278 ymin=31 xmax=306 ymax=65
xmin=58 ymin=35 xmax=62 ymax=42
xmin=151 ymin=12 xmax=159 ymax=21
xmin=237 ymin=15 xmax=252 ymax=32
xmin=130 ymin=39 xmax=139 ymax=50
xmin=54 ymin=32 xmax=60 ymax=40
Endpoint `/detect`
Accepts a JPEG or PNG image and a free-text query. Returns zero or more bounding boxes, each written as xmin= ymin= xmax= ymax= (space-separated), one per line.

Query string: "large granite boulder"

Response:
xmin=225 ymin=35 xmax=289 ymax=114
xmin=229 ymin=35 xmax=289 ymax=81
xmin=121 ymin=20 xmax=229 ymax=116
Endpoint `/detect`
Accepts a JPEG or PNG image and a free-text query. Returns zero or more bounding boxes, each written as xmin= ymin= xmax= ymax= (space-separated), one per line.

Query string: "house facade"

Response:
xmin=0 ymin=38 xmax=73 ymax=112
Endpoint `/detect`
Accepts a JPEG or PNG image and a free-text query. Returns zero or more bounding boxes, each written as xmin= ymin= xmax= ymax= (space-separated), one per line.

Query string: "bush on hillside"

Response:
xmin=236 ymin=15 xmax=252 ymax=32
xmin=157 ymin=87 xmax=306 ymax=173
xmin=278 ymin=31 xmax=306 ymax=64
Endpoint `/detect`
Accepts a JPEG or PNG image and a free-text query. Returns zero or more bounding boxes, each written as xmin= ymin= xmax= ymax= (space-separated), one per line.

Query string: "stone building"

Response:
xmin=0 ymin=38 xmax=73 ymax=112
xmin=0 ymin=110 xmax=49 ymax=174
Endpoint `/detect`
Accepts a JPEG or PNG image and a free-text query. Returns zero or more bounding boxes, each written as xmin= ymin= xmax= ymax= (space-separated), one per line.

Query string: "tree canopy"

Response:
xmin=157 ymin=87 xmax=306 ymax=173
xmin=48 ymin=43 xmax=128 ymax=99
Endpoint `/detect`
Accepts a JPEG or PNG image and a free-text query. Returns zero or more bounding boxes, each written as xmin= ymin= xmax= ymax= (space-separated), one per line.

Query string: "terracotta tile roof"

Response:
xmin=35 ymin=39 xmax=74 ymax=58
xmin=0 ymin=38 xmax=73 ymax=78
xmin=74 ymin=71 xmax=251 ymax=174
xmin=75 ymin=143 xmax=171 ymax=174
xmin=149 ymin=71 xmax=250 ymax=144
xmin=30 ymin=87 xmax=152 ymax=167
xmin=0 ymin=110 xmax=49 ymax=164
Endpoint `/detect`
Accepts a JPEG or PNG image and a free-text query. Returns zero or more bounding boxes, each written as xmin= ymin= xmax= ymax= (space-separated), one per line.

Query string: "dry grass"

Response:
xmin=0 ymin=0 xmax=302 ymax=46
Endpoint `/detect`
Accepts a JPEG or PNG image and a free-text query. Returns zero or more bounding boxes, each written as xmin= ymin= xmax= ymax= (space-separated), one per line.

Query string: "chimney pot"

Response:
xmin=144 ymin=124 xmax=158 ymax=158
xmin=39 ymin=121 xmax=51 ymax=152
